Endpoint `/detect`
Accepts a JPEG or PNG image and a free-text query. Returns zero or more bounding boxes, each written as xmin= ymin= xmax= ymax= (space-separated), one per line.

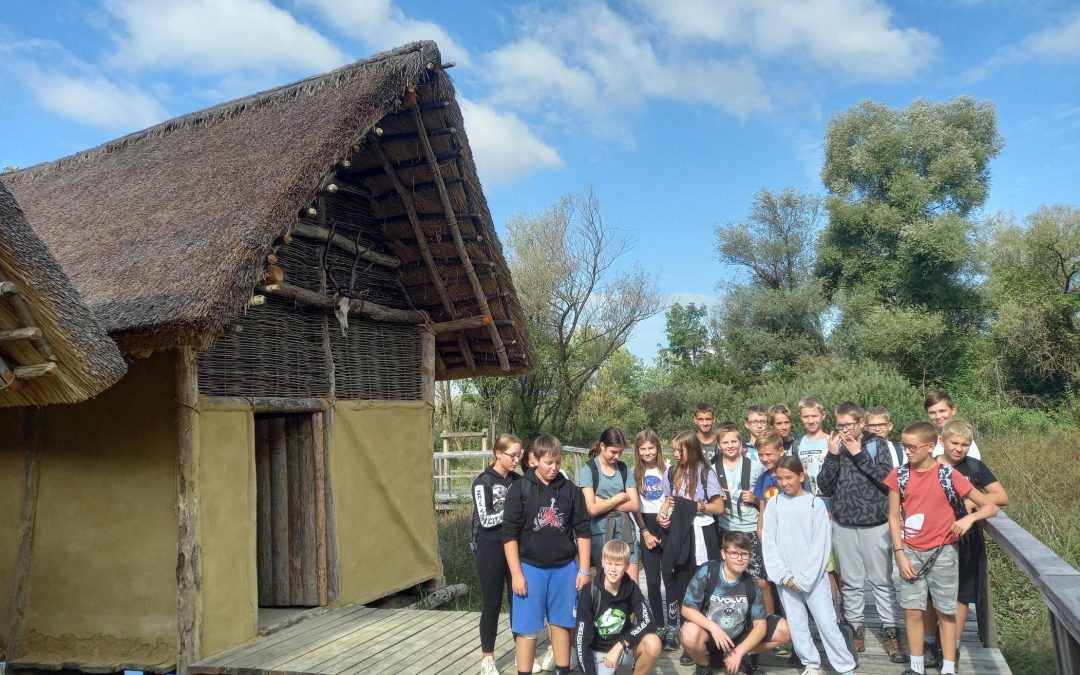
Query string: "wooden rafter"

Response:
xmin=292 ymin=222 xmax=401 ymax=269
xmin=410 ymin=104 xmax=510 ymax=371
xmin=0 ymin=270 xmax=59 ymax=362
xmin=369 ymin=133 xmax=478 ymax=373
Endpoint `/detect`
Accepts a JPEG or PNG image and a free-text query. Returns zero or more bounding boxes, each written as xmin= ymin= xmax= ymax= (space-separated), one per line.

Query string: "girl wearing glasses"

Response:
xmin=471 ymin=433 xmax=523 ymax=675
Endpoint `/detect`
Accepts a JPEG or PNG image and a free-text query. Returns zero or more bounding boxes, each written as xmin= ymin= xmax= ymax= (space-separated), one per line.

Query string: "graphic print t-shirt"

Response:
xmin=683 ymin=565 xmax=764 ymax=636
xmin=640 ymin=466 xmax=665 ymax=514
xmin=580 ymin=461 xmax=635 ymax=536
xmin=797 ymin=436 xmax=829 ymax=495
xmin=700 ymin=439 xmax=718 ymax=463
xmin=884 ymin=466 xmax=974 ymax=551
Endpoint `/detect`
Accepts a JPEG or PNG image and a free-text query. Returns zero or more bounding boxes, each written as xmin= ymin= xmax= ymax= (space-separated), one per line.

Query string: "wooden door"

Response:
xmin=255 ymin=413 xmax=328 ymax=607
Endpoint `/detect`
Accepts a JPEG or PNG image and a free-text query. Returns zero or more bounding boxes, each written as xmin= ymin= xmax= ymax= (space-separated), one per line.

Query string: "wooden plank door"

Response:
xmin=255 ymin=413 xmax=328 ymax=607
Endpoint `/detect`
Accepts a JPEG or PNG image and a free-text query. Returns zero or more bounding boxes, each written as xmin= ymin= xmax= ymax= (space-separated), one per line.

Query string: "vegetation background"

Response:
xmin=433 ymin=96 xmax=1080 ymax=675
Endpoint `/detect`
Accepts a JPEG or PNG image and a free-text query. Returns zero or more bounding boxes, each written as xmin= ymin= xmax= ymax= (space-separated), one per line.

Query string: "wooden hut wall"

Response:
xmin=0 ymin=407 xmax=29 ymax=659
xmin=196 ymin=189 xmax=421 ymax=401
xmin=7 ymin=352 xmax=179 ymax=669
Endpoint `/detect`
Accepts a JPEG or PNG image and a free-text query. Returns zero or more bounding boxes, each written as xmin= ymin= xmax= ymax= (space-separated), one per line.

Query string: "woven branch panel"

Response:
xmin=330 ymin=317 xmax=421 ymax=400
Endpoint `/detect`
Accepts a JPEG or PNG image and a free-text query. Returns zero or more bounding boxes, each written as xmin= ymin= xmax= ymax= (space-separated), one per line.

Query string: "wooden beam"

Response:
xmin=322 ymin=408 xmax=340 ymax=602
xmin=372 ymin=176 xmax=466 ymax=202
xmin=14 ymin=362 xmax=57 ymax=380
xmin=269 ymin=416 xmax=289 ymax=605
xmin=7 ymin=407 xmax=43 ymax=659
xmin=0 ymin=327 xmax=43 ymax=342
xmin=200 ymin=396 xmax=332 ymax=413
xmin=369 ymin=134 xmax=478 ymax=373
xmin=0 ymin=352 xmax=22 ymax=392
xmin=0 ymin=271 xmax=59 ymax=362
xmin=421 ymin=327 xmax=435 ymax=407
xmin=312 ymin=412 xmax=328 ymax=606
xmin=350 ymin=149 xmax=461 ymax=179
xmin=259 ymin=282 xmax=426 ymax=325
xmin=0 ymin=280 xmax=17 ymax=296
xmin=175 ymin=347 xmax=202 ymax=674
xmin=291 ymin=222 xmax=401 ymax=269
xmin=430 ymin=314 xmax=491 ymax=334
xmin=411 ymin=105 xmax=511 ymax=371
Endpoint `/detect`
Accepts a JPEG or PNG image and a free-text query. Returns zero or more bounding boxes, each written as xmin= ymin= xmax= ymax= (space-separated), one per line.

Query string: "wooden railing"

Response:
xmin=432 ymin=443 xmax=590 ymax=505
xmin=982 ymin=511 xmax=1080 ymax=673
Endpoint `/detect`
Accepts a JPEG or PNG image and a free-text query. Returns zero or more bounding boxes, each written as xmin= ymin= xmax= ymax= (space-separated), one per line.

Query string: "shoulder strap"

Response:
xmin=891 ymin=441 xmax=904 ymax=467
xmin=702 ymin=561 xmax=721 ymax=612
xmin=701 ymin=466 xmax=712 ymax=501
xmin=617 ymin=460 xmax=629 ymax=488
xmin=897 ymin=464 xmax=910 ymax=501
xmin=587 ymin=458 xmax=599 ymax=489
xmin=741 ymin=456 xmax=752 ymax=492
xmin=591 ymin=577 xmax=603 ymax=619
xmin=938 ymin=464 xmax=969 ymax=521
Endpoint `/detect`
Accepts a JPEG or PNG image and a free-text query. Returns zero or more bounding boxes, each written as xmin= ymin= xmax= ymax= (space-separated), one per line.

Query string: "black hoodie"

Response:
xmin=575 ymin=574 xmax=654 ymax=674
xmin=470 ymin=465 xmax=520 ymax=550
xmin=501 ymin=467 xmax=590 ymax=568
xmin=816 ymin=431 xmax=892 ymax=526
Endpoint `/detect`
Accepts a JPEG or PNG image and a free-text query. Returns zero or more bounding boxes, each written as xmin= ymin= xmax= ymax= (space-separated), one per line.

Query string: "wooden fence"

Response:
xmin=432 ymin=440 xmax=589 ymax=506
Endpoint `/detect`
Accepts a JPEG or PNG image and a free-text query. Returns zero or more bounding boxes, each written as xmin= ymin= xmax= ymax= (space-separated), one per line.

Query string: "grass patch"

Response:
xmin=983 ymin=430 xmax=1080 ymax=675
xmin=436 ymin=507 xmax=485 ymax=612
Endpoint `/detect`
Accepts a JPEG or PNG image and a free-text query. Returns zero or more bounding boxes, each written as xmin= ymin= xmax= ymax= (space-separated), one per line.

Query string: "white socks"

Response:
xmin=941 ymin=658 xmax=957 ymax=674
xmin=909 ymin=654 xmax=925 ymax=674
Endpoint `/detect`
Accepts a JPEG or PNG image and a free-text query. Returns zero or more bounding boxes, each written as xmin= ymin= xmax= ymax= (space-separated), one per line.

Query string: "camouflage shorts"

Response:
xmin=899 ymin=543 xmax=959 ymax=614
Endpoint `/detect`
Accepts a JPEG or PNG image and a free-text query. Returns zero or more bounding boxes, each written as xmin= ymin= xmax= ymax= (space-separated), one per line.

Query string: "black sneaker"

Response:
xmin=693 ymin=665 xmax=713 ymax=675
xmin=925 ymin=641 xmax=941 ymax=669
xmin=741 ymin=653 xmax=766 ymax=674
xmin=680 ymin=649 xmax=695 ymax=666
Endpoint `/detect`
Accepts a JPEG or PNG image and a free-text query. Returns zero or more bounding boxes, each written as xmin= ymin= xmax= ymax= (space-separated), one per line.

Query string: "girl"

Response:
xmin=761 ymin=456 xmax=858 ymax=675
xmin=503 ymin=435 xmax=591 ymax=675
xmin=471 ymin=434 xmax=523 ymax=675
xmin=658 ymin=430 xmax=725 ymax=665
xmin=581 ymin=427 xmax=641 ymax=578
xmin=630 ymin=430 xmax=672 ymax=649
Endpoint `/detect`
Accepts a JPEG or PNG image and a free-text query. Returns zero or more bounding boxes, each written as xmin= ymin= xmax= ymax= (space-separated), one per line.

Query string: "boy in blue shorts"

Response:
xmin=503 ymin=435 xmax=592 ymax=675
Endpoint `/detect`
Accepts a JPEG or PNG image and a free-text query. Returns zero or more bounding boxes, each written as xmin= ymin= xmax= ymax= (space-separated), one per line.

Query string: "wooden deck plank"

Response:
xmin=278 ymin=609 xmax=439 ymax=673
xmin=362 ymin=611 xmax=479 ymax=674
xmin=324 ymin=609 xmax=455 ymax=675
xmin=430 ymin=616 xmax=515 ymax=675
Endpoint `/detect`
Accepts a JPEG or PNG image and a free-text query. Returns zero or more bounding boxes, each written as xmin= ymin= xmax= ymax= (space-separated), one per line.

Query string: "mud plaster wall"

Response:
xmin=196 ymin=406 xmax=257 ymax=656
xmin=329 ymin=400 xmax=441 ymax=604
xmin=21 ymin=351 xmax=178 ymax=665
xmin=0 ymin=407 xmax=28 ymax=659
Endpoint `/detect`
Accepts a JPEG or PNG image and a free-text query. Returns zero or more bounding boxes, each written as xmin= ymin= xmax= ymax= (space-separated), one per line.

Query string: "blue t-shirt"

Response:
xmin=683 ymin=563 xmax=765 ymax=634
xmin=580 ymin=460 xmax=634 ymax=536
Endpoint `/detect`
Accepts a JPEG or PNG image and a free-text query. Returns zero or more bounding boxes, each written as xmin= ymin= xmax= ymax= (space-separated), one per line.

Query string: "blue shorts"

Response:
xmin=511 ymin=559 xmax=578 ymax=634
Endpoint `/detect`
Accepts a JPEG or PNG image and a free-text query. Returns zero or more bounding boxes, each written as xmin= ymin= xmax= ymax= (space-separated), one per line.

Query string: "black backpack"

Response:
xmin=697 ymin=560 xmax=757 ymax=636
xmin=586 ymin=457 xmax=629 ymax=492
xmin=713 ymin=455 xmax=755 ymax=516
xmin=666 ymin=464 xmax=715 ymax=502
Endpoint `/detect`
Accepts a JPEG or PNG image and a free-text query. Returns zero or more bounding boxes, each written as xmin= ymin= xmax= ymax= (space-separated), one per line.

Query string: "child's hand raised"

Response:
xmin=827 ymin=432 xmax=842 ymax=455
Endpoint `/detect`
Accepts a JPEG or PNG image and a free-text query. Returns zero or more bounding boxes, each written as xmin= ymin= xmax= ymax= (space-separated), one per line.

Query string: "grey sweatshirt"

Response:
xmin=761 ymin=492 xmax=831 ymax=593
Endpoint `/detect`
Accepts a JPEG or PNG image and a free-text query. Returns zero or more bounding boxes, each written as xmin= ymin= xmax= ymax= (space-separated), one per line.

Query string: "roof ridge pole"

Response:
xmin=369 ymin=133 xmax=478 ymax=373
xmin=409 ymin=105 xmax=510 ymax=371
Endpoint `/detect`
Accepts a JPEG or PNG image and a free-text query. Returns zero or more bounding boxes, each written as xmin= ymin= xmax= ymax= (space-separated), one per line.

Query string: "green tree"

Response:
xmin=662 ymin=302 xmax=710 ymax=367
xmin=817 ymin=97 xmax=1003 ymax=384
xmin=713 ymin=188 xmax=828 ymax=376
xmin=502 ymin=188 xmax=663 ymax=440
xmin=980 ymin=205 xmax=1080 ymax=399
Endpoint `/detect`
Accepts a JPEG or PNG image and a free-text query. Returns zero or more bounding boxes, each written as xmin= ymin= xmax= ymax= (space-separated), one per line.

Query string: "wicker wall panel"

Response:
xmin=198 ymin=297 xmax=331 ymax=398
xmin=330 ymin=318 xmax=421 ymax=401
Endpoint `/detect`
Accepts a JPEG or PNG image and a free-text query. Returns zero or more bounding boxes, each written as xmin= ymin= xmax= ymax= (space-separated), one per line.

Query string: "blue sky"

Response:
xmin=2 ymin=0 xmax=1078 ymax=360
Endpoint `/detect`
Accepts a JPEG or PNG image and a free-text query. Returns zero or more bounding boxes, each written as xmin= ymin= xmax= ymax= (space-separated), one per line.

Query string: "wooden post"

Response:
xmin=421 ymin=327 xmax=435 ymax=408
xmin=322 ymin=408 xmax=340 ymax=602
xmin=255 ymin=418 xmax=272 ymax=607
xmin=269 ymin=417 xmax=289 ymax=604
xmin=299 ymin=416 xmax=318 ymax=606
xmin=975 ymin=541 xmax=998 ymax=647
xmin=286 ymin=418 xmax=303 ymax=606
xmin=7 ymin=407 xmax=43 ymax=659
xmin=481 ymin=428 xmax=489 ymax=453
xmin=312 ymin=412 xmax=328 ymax=606
xmin=175 ymin=347 xmax=202 ymax=674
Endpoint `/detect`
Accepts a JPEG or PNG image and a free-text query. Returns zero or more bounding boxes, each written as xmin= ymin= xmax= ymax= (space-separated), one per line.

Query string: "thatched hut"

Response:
xmin=0 ymin=41 xmax=532 ymax=673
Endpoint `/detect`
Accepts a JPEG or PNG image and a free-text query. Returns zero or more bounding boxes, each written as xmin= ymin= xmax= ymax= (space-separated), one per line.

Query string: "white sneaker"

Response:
xmin=539 ymin=645 xmax=555 ymax=671
xmin=800 ymin=669 xmax=825 ymax=675
xmin=479 ymin=655 xmax=499 ymax=675
xmin=531 ymin=657 xmax=543 ymax=673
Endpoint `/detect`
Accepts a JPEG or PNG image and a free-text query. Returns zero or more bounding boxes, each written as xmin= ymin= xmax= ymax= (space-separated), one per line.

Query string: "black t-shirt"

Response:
xmin=952 ymin=457 xmax=998 ymax=490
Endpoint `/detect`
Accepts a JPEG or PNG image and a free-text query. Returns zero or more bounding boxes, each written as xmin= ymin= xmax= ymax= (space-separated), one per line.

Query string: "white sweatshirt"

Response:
xmin=761 ymin=492 xmax=831 ymax=593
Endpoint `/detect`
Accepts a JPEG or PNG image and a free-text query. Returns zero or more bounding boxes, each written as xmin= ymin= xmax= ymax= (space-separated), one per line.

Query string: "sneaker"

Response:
xmin=479 ymin=655 xmax=498 ymax=675
xmin=741 ymin=653 xmax=766 ymax=674
xmin=853 ymin=626 xmax=865 ymax=653
xmin=925 ymin=641 xmax=941 ymax=669
xmin=694 ymin=665 xmax=713 ymax=675
xmin=679 ymin=649 xmax=695 ymax=666
xmin=799 ymin=668 xmax=825 ymax=675
xmin=662 ymin=626 xmax=680 ymax=652
xmin=882 ymin=626 xmax=905 ymax=664
xmin=774 ymin=642 xmax=792 ymax=657
xmin=531 ymin=659 xmax=542 ymax=674
xmin=539 ymin=645 xmax=554 ymax=672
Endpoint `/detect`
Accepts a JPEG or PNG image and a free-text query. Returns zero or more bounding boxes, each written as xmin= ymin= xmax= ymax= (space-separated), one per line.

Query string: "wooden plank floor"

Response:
xmin=191 ymin=582 xmax=1011 ymax=675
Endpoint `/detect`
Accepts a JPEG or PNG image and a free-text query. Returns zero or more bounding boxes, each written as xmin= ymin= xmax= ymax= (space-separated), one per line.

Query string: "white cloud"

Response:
xmin=643 ymin=0 xmax=938 ymax=80
xmin=107 ymin=0 xmax=348 ymax=75
xmin=457 ymin=97 xmax=564 ymax=187
xmin=964 ymin=12 xmax=1080 ymax=80
xmin=21 ymin=64 xmax=168 ymax=130
xmin=299 ymin=0 xmax=471 ymax=67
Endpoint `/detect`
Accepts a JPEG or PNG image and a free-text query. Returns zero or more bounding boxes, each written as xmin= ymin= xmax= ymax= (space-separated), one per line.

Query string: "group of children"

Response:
xmin=469 ymin=391 xmax=1007 ymax=675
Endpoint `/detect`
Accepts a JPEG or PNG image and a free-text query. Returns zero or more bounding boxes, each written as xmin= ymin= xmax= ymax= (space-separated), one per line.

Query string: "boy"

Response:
xmin=866 ymin=406 xmax=906 ymax=468
xmin=575 ymin=540 xmax=662 ymax=675
xmin=887 ymin=421 xmax=999 ymax=675
xmin=681 ymin=532 xmax=791 ymax=675
xmin=713 ymin=423 xmax=767 ymax=617
xmin=503 ymin=435 xmax=592 ymax=675
xmin=816 ymin=401 xmax=905 ymax=663
xmin=695 ymin=403 xmax=719 ymax=462
xmin=924 ymin=391 xmax=982 ymax=460
xmin=794 ymin=396 xmax=830 ymax=502
xmin=924 ymin=419 xmax=1009 ymax=665
xmin=766 ymin=404 xmax=796 ymax=454
xmin=743 ymin=404 xmax=768 ymax=462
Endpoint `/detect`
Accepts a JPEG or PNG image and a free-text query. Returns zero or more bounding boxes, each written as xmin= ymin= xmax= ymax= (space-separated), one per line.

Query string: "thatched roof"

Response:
xmin=3 ymin=41 xmax=532 ymax=380
xmin=0 ymin=181 xmax=126 ymax=406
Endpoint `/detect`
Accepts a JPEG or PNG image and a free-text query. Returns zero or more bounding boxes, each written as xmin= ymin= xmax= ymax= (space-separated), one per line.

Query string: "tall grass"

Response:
xmin=982 ymin=430 xmax=1080 ymax=675
xmin=437 ymin=507 xmax=486 ymax=612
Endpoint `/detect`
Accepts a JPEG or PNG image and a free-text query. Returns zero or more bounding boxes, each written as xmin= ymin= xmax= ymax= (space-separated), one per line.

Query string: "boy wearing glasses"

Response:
xmin=742 ymin=404 xmax=768 ymax=462
xmin=817 ymin=401 xmax=904 ymax=662
xmin=681 ymin=532 xmax=790 ymax=675
xmin=865 ymin=406 xmax=906 ymax=468
xmin=886 ymin=421 xmax=998 ymax=675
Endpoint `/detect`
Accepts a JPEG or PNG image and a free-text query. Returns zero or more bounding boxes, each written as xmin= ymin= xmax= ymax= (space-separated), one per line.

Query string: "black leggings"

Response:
xmin=474 ymin=536 xmax=511 ymax=653
xmin=663 ymin=524 xmax=719 ymax=627
xmin=639 ymin=513 xmax=667 ymax=626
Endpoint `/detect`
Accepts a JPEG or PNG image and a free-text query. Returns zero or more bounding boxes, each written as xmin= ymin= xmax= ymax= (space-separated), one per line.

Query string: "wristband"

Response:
xmin=578 ymin=569 xmax=592 ymax=577
xmin=894 ymin=548 xmax=904 ymax=553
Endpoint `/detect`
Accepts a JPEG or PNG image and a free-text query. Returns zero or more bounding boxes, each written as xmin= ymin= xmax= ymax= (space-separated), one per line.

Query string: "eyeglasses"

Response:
xmin=723 ymin=549 xmax=751 ymax=560
xmin=836 ymin=422 xmax=859 ymax=430
xmin=901 ymin=443 xmax=931 ymax=452
xmin=502 ymin=453 xmax=523 ymax=461
xmin=866 ymin=423 xmax=889 ymax=430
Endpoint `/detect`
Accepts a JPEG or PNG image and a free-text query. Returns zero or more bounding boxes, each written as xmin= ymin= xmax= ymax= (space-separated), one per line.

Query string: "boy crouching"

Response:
xmin=576 ymin=539 xmax=662 ymax=675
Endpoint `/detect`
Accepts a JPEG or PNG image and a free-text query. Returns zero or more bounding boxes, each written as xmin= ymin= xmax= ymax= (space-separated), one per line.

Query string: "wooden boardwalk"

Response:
xmin=191 ymin=584 xmax=1010 ymax=675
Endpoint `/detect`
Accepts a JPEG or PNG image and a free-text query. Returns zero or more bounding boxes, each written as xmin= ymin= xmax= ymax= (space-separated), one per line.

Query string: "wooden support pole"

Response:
xmin=429 ymin=314 xmax=491 ymax=334
xmin=372 ymin=176 xmax=466 ymax=202
xmin=14 ymin=362 xmax=57 ymax=380
xmin=175 ymin=347 xmax=202 ymax=675
xmin=0 ymin=352 xmax=22 ymax=392
xmin=259 ymin=282 xmax=426 ymax=325
xmin=269 ymin=416 xmax=289 ymax=604
xmin=421 ymin=327 xmax=435 ymax=407
xmin=369 ymin=134 xmax=477 ymax=373
xmin=312 ymin=412 xmax=328 ymax=606
xmin=7 ymin=407 xmax=43 ymax=659
xmin=410 ymin=105 xmax=511 ymax=371
xmin=0 ymin=327 xmax=43 ymax=342
xmin=291 ymin=222 xmax=401 ymax=269
xmin=255 ymin=419 xmax=272 ymax=607
xmin=322 ymin=408 xmax=340 ymax=602
xmin=0 ymin=271 xmax=59 ymax=362
xmin=0 ymin=280 xmax=17 ymax=296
